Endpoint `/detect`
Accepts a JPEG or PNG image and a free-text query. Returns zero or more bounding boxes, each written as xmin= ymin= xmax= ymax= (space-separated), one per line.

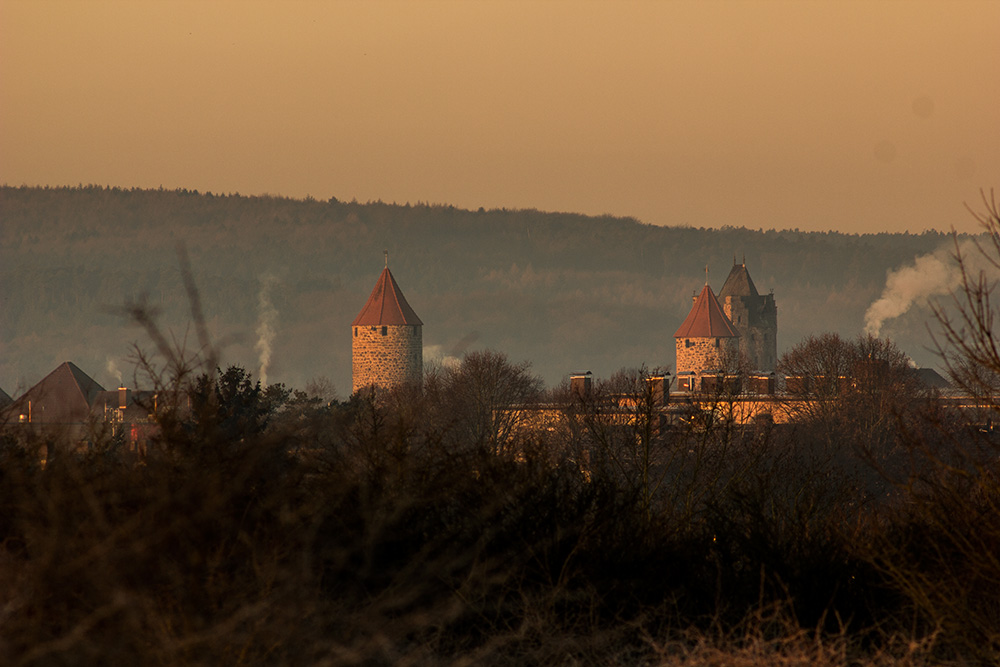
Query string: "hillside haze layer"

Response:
xmin=1 ymin=186 xmax=960 ymax=395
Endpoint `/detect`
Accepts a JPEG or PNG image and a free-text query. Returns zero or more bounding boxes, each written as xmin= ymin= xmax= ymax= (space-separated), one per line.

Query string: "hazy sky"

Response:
xmin=2 ymin=0 xmax=997 ymax=233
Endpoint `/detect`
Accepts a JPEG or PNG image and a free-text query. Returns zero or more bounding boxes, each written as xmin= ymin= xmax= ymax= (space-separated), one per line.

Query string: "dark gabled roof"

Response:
xmin=719 ymin=262 xmax=760 ymax=299
xmin=0 ymin=386 xmax=11 ymax=409
xmin=352 ymin=267 xmax=423 ymax=326
xmin=9 ymin=361 xmax=106 ymax=424
xmin=909 ymin=367 xmax=952 ymax=390
xmin=674 ymin=285 xmax=740 ymax=338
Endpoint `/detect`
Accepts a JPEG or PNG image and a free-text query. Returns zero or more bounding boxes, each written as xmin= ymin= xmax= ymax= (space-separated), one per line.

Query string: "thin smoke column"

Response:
xmin=106 ymin=357 xmax=123 ymax=385
xmin=256 ymin=275 xmax=279 ymax=386
xmin=864 ymin=240 xmax=983 ymax=337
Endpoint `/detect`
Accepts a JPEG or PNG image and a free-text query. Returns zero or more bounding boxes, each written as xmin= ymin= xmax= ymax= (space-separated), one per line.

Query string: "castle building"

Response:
xmin=674 ymin=283 xmax=741 ymax=391
xmin=718 ymin=260 xmax=777 ymax=372
xmin=351 ymin=261 xmax=423 ymax=393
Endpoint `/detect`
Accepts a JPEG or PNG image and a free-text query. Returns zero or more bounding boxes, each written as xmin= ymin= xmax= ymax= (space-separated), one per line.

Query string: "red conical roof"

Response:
xmin=352 ymin=267 xmax=423 ymax=326
xmin=674 ymin=284 xmax=740 ymax=338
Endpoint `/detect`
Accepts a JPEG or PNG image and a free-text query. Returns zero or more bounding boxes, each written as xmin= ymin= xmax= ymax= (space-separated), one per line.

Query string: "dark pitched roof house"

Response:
xmin=719 ymin=261 xmax=760 ymax=299
xmin=7 ymin=361 xmax=105 ymax=424
xmin=0 ymin=386 xmax=12 ymax=409
xmin=909 ymin=367 xmax=952 ymax=390
xmin=674 ymin=285 xmax=740 ymax=339
xmin=352 ymin=267 xmax=423 ymax=327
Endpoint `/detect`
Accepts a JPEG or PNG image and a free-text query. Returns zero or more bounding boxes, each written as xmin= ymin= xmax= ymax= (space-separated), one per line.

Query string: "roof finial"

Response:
xmin=742 ymin=252 xmax=746 ymax=267
xmin=705 ymin=264 xmax=709 ymax=285
xmin=384 ymin=249 xmax=388 ymax=267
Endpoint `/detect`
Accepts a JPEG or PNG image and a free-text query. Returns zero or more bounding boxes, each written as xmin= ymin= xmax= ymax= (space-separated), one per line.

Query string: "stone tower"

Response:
xmin=351 ymin=262 xmax=423 ymax=393
xmin=674 ymin=283 xmax=741 ymax=390
xmin=718 ymin=260 xmax=777 ymax=372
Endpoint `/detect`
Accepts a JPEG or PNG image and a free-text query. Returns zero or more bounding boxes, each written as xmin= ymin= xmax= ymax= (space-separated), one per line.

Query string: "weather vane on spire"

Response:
xmin=705 ymin=264 xmax=709 ymax=285
xmin=384 ymin=249 xmax=388 ymax=267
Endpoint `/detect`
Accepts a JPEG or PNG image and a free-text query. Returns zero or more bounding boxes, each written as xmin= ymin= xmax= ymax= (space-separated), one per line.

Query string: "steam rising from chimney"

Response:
xmin=864 ymin=240 xmax=983 ymax=337
xmin=256 ymin=275 xmax=279 ymax=386
xmin=106 ymin=357 xmax=122 ymax=384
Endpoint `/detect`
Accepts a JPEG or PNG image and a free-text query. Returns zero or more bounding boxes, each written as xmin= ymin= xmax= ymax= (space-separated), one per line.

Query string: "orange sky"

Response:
xmin=2 ymin=0 xmax=998 ymax=233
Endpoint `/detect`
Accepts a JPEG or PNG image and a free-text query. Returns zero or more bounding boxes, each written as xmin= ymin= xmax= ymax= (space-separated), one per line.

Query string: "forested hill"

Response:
xmin=1 ymin=185 xmax=960 ymax=395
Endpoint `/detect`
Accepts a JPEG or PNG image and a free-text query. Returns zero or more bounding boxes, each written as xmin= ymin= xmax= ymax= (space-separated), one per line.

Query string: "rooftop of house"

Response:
xmin=6 ymin=361 xmax=106 ymax=424
xmin=909 ymin=367 xmax=952 ymax=390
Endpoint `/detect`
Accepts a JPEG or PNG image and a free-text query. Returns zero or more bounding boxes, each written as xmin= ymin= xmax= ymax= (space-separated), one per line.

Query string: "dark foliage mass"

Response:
xmin=2 ymin=339 xmax=999 ymax=664
xmin=0 ymin=184 xmax=961 ymax=394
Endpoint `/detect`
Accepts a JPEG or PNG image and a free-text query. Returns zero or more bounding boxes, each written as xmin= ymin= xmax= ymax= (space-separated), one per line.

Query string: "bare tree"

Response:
xmin=865 ymin=191 xmax=1000 ymax=661
xmin=436 ymin=350 xmax=543 ymax=456
xmin=778 ymin=333 xmax=924 ymax=452
xmin=934 ymin=189 xmax=1000 ymax=407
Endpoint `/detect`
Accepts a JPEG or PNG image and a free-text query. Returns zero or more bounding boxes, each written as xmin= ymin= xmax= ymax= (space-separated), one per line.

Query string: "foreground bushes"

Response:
xmin=1 ymin=383 xmax=997 ymax=666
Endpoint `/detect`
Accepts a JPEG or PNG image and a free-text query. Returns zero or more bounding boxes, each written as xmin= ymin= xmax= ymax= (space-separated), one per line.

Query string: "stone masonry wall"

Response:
xmin=675 ymin=336 xmax=740 ymax=376
xmin=352 ymin=324 xmax=423 ymax=393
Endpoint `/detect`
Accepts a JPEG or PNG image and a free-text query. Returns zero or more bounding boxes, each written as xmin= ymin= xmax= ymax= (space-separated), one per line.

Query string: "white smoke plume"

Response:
xmin=424 ymin=332 xmax=480 ymax=370
xmin=256 ymin=275 xmax=279 ymax=386
xmin=106 ymin=357 xmax=123 ymax=385
xmin=864 ymin=240 xmax=982 ymax=337
xmin=423 ymin=345 xmax=462 ymax=369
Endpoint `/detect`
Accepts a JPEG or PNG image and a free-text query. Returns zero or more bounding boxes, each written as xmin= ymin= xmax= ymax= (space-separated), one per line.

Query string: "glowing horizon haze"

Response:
xmin=2 ymin=0 xmax=998 ymax=234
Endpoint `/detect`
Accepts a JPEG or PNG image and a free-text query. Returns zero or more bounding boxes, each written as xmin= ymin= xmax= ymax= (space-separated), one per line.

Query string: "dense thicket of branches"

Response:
xmin=2 ymin=344 xmax=998 ymax=664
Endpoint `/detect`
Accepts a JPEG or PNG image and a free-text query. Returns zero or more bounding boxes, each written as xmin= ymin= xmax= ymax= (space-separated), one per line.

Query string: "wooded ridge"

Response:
xmin=0 ymin=185 xmax=961 ymax=394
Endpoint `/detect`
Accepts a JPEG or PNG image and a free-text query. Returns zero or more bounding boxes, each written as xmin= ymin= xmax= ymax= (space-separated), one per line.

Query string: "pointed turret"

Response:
xmin=674 ymin=283 xmax=742 ymax=390
xmin=717 ymin=260 xmax=777 ymax=372
xmin=719 ymin=262 xmax=760 ymax=299
xmin=351 ymin=263 xmax=423 ymax=393
xmin=352 ymin=267 xmax=424 ymax=327
xmin=674 ymin=284 xmax=740 ymax=339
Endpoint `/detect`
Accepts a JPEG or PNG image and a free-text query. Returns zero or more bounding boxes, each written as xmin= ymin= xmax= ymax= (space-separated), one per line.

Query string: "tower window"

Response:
xmin=381 ymin=326 xmax=387 ymax=336
xmin=354 ymin=327 xmax=357 ymax=337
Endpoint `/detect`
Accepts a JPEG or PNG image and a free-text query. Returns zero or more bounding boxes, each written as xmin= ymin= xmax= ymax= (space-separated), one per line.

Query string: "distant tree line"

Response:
xmin=0 ymin=184 xmax=965 ymax=399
